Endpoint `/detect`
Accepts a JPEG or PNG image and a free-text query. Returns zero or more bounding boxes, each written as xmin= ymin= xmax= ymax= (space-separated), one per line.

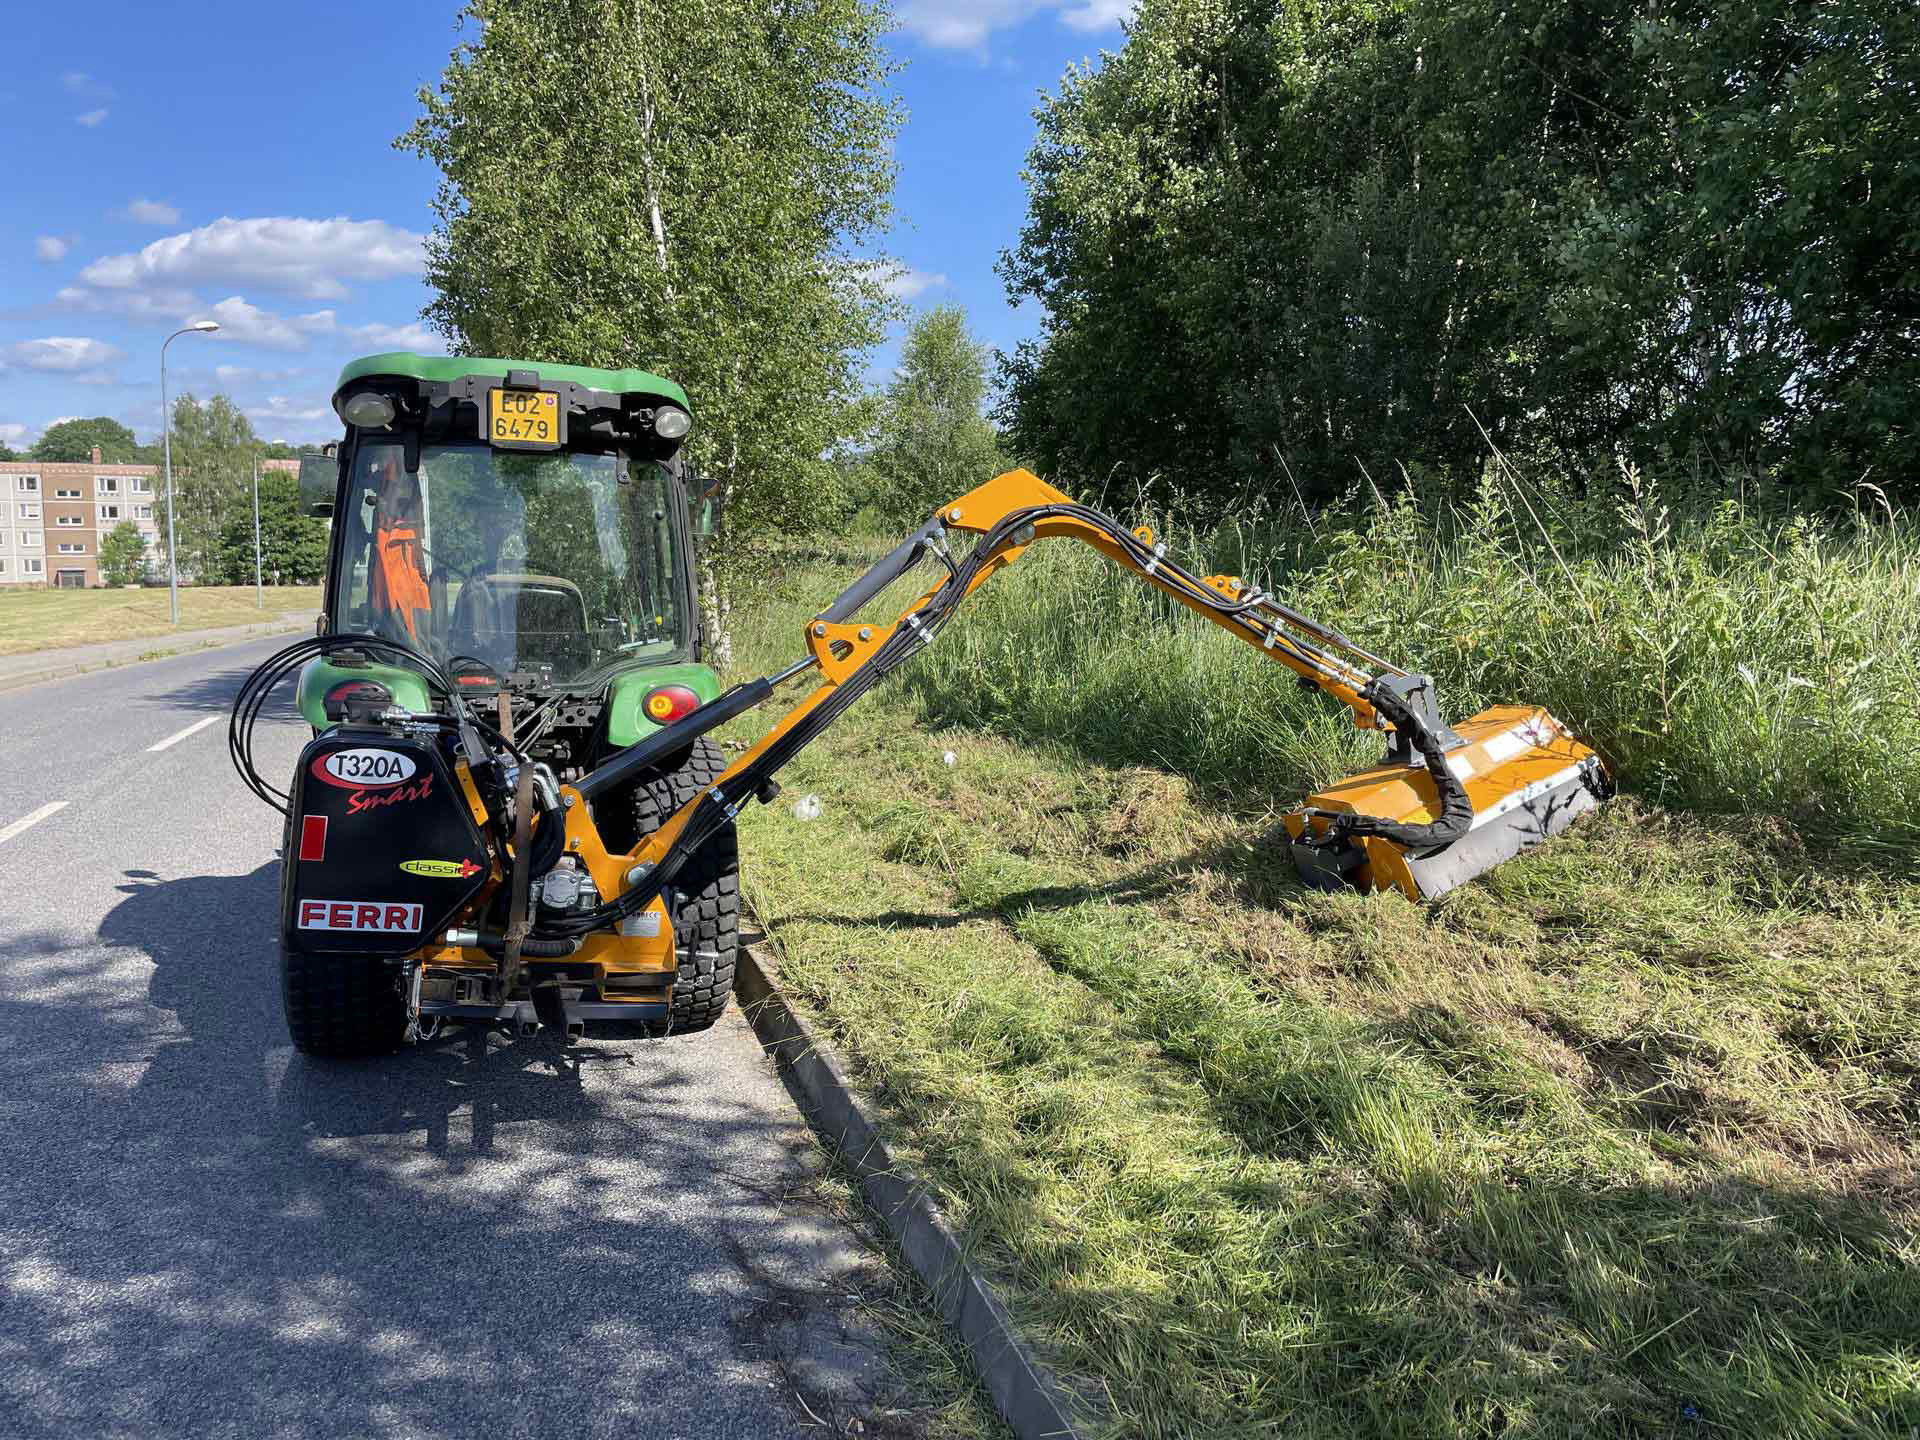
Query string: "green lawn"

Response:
xmin=0 ymin=585 xmax=321 ymax=657
xmin=718 ymin=533 xmax=1920 ymax=1438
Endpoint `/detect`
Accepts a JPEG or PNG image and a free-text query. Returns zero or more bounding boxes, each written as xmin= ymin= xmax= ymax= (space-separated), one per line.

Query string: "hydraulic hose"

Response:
xmin=228 ymin=633 xmax=460 ymax=814
xmin=1325 ymin=682 xmax=1474 ymax=852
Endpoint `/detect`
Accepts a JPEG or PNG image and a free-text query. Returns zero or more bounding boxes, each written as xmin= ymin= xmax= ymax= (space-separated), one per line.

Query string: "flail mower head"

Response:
xmin=1284 ymin=703 xmax=1610 ymax=901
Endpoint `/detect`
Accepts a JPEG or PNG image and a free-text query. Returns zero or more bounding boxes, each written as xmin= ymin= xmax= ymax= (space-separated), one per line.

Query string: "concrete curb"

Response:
xmin=737 ymin=937 xmax=1089 ymax=1440
xmin=0 ymin=618 xmax=310 ymax=695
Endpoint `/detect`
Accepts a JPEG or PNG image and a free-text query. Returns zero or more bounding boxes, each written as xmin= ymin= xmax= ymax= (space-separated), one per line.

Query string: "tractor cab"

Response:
xmin=296 ymin=353 xmax=721 ymax=780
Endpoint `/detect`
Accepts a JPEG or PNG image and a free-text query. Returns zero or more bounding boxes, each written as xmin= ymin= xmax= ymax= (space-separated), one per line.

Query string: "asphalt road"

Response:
xmin=0 ymin=637 xmax=886 ymax=1439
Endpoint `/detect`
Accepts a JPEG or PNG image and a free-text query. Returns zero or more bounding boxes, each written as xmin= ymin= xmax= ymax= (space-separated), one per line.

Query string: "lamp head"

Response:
xmin=189 ymin=320 xmax=220 ymax=333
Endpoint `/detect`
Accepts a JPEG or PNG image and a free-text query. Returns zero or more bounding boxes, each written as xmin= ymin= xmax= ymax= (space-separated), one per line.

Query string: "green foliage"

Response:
xmin=0 ymin=443 xmax=17 ymax=462
xmin=400 ymin=0 xmax=903 ymax=544
xmin=31 ymin=416 xmax=146 ymax=464
xmin=1002 ymin=0 xmax=1920 ymax=507
xmin=863 ymin=306 xmax=1007 ymax=527
xmin=96 ymin=522 xmax=148 ymax=587
xmin=207 ymin=472 xmax=329 ymax=586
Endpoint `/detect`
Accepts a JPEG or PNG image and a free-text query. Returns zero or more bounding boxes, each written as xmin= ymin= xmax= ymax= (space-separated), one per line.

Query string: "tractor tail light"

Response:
xmin=642 ymin=685 xmax=700 ymax=724
xmin=323 ymin=679 xmax=392 ymax=721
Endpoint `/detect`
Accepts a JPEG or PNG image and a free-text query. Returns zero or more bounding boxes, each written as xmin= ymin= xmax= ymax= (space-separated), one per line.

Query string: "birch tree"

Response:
xmin=400 ymin=0 xmax=903 ymax=653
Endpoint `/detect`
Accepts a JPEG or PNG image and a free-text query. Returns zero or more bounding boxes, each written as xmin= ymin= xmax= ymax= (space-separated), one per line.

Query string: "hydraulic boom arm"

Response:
xmin=545 ymin=469 xmax=1489 ymax=933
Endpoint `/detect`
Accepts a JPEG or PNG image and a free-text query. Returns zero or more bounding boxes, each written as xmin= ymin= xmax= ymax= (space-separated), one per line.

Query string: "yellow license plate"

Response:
xmin=488 ymin=388 xmax=559 ymax=448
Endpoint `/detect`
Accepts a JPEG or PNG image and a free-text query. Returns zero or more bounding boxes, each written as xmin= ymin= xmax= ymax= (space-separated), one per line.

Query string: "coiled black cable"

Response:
xmin=227 ymin=633 xmax=461 ymax=815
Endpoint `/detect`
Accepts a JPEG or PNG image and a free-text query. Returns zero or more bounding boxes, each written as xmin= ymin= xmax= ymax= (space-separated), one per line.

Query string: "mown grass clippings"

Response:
xmin=718 ymin=491 xmax=1920 ymax=1436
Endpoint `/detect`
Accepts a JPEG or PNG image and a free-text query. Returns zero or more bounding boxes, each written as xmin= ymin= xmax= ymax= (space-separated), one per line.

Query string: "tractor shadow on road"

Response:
xmin=145 ymin=660 xmax=307 ymax=721
xmin=0 ymin=861 xmax=880 ymax=1438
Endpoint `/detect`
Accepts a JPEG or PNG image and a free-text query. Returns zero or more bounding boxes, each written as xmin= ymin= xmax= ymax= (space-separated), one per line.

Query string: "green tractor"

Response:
xmin=256 ymin=352 xmax=738 ymax=1050
xmin=234 ymin=351 xmax=1609 ymax=1059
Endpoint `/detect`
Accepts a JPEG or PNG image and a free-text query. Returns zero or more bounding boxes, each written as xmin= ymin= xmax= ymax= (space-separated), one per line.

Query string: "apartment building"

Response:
xmin=0 ymin=446 xmax=162 ymax=587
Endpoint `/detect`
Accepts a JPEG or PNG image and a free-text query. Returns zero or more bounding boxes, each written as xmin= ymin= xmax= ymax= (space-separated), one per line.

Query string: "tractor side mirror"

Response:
xmin=298 ymin=455 xmax=337 ymax=517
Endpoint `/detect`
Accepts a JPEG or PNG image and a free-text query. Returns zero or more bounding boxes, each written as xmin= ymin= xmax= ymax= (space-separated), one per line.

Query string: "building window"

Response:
xmin=56 ymin=543 xmax=86 ymax=555
xmin=100 ymin=505 xmax=120 ymax=520
xmin=22 ymin=531 xmax=41 ymax=547
xmin=56 ymin=515 xmax=83 ymax=527
xmin=135 ymin=505 xmax=153 ymax=519
xmin=55 ymin=487 xmax=81 ymax=499
xmin=96 ymin=477 xmax=119 ymax=494
xmin=0 ymin=559 xmax=8 ymax=573
xmin=16 ymin=475 xmax=38 ymax=492
xmin=24 ymin=558 xmax=42 ymax=574
xmin=130 ymin=477 xmax=152 ymax=494
xmin=17 ymin=502 xmax=38 ymax=519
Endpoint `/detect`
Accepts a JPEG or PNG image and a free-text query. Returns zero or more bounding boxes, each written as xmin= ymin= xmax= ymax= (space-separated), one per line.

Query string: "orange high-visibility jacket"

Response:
xmin=372 ymin=522 xmax=432 ymax=642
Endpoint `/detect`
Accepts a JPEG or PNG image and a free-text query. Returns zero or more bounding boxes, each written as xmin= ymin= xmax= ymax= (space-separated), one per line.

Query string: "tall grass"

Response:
xmin=902 ymin=467 xmax=1920 ymax=858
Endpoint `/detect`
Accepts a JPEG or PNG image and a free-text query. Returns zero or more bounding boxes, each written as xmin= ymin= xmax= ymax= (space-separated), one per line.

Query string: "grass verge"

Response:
xmin=717 ymin=505 xmax=1920 ymax=1438
xmin=0 ymin=585 xmax=321 ymax=656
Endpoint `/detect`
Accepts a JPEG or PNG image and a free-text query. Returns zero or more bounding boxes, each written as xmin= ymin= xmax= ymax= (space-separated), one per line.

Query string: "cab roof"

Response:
xmin=332 ymin=352 xmax=690 ymax=411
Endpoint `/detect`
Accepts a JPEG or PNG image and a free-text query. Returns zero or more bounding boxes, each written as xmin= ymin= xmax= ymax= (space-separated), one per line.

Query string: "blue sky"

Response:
xmin=0 ymin=0 xmax=1129 ymax=450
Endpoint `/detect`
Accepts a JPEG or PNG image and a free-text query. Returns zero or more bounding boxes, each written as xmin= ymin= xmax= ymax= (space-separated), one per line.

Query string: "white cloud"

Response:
xmin=246 ymin=395 xmax=338 ymax=443
xmin=63 ymin=71 xmax=112 ymax=99
xmin=35 ymin=235 xmax=72 ymax=262
xmin=186 ymin=296 xmax=337 ymax=351
xmin=1059 ymin=0 xmax=1133 ymax=31
xmin=894 ymin=0 xmax=1131 ymax=47
xmin=885 ymin=266 xmax=949 ymax=301
xmin=56 ymin=282 xmax=336 ymax=352
xmin=75 ymin=108 xmax=109 ymax=127
xmin=249 ymin=395 xmax=330 ymax=425
xmin=56 ymin=281 xmax=202 ymax=324
xmin=850 ymin=259 xmax=949 ymax=301
xmin=215 ymin=364 xmax=305 ymax=385
xmin=346 ymin=319 xmax=439 ymax=351
xmin=121 ymin=198 xmax=182 ymax=226
xmin=0 ymin=422 xmax=34 ymax=450
xmin=78 ymin=215 xmax=425 ymax=302
xmin=7 ymin=336 xmax=126 ymax=373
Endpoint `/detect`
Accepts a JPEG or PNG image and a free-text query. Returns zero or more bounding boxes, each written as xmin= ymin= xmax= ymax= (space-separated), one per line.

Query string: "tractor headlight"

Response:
xmin=341 ymin=392 xmax=397 ymax=429
xmin=653 ymin=407 xmax=691 ymax=440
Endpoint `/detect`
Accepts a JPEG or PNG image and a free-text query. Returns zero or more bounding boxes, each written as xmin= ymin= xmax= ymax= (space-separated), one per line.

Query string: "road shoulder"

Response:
xmin=0 ymin=611 xmax=316 ymax=694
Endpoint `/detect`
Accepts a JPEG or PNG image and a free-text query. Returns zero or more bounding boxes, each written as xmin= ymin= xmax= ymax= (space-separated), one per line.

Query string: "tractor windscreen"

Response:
xmin=333 ymin=441 xmax=690 ymax=681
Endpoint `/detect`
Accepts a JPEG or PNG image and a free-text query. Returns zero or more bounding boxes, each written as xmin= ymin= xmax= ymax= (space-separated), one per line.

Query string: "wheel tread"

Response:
xmin=630 ymin=737 xmax=740 ymax=1033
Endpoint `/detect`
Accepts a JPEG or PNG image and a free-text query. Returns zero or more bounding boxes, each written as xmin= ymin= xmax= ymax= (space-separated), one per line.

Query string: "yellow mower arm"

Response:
xmin=550 ymin=470 xmax=1606 ymax=913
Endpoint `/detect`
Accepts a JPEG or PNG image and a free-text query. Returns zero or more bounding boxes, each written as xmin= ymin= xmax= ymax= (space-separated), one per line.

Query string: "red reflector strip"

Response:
xmin=298 ymin=815 xmax=328 ymax=862
xmin=457 ymin=675 xmax=494 ymax=686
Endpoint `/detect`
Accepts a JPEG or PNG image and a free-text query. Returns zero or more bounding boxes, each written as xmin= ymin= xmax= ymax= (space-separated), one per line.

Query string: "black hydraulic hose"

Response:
xmin=1330 ymin=682 xmax=1474 ymax=852
xmin=228 ymin=633 xmax=461 ymax=814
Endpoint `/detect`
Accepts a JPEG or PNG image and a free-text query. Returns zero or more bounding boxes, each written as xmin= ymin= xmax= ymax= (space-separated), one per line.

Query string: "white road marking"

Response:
xmin=0 ymin=801 xmax=70 ymax=845
xmin=147 ymin=715 xmax=221 ymax=752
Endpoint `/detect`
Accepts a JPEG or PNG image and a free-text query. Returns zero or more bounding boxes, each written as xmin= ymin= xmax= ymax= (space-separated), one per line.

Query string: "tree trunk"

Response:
xmin=631 ymin=0 xmax=673 ymax=298
xmin=699 ymin=552 xmax=731 ymax=670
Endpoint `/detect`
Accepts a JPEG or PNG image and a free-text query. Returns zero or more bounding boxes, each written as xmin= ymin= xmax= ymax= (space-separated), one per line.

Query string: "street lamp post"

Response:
xmin=252 ymin=457 xmax=263 ymax=609
xmin=160 ymin=321 xmax=219 ymax=624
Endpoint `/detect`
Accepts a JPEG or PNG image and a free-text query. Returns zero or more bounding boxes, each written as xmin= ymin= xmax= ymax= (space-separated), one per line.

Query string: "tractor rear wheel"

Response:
xmin=281 ymin=943 xmax=408 ymax=1057
xmin=629 ymin=738 xmax=740 ymax=1034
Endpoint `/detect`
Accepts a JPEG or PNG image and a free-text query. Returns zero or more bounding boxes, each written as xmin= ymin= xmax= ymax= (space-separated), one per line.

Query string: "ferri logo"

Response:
xmin=296 ymin=899 xmax=423 ymax=933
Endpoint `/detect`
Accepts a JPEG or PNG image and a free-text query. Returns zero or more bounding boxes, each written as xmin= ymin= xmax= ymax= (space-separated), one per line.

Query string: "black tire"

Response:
xmin=627 ymin=737 xmax=740 ymax=1033
xmin=281 ymin=943 xmax=408 ymax=1057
